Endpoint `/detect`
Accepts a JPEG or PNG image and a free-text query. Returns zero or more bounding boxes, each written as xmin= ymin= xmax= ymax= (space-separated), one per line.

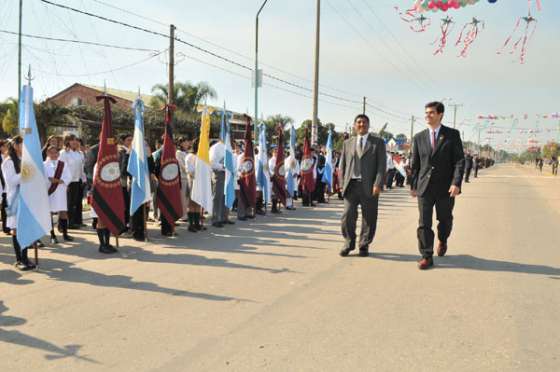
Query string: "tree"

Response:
xmin=35 ymin=102 xmax=70 ymax=143
xmin=1 ymin=108 xmax=17 ymax=135
xmin=542 ymin=141 xmax=559 ymax=159
xmin=262 ymin=114 xmax=294 ymax=145
xmin=150 ymin=81 xmax=217 ymax=114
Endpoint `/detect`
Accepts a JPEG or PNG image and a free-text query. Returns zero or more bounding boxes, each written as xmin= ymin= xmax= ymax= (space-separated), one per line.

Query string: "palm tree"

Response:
xmin=150 ymin=81 xmax=217 ymax=113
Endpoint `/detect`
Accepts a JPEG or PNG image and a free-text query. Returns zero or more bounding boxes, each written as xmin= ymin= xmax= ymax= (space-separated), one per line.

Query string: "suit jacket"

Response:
xmin=410 ymin=125 xmax=465 ymax=197
xmin=339 ymin=133 xmax=386 ymax=197
xmin=464 ymin=154 xmax=473 ymax=169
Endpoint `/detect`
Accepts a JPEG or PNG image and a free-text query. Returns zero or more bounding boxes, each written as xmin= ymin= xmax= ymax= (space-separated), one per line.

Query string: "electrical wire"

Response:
xmin=0 ymin=29 xmax=158 ymax=52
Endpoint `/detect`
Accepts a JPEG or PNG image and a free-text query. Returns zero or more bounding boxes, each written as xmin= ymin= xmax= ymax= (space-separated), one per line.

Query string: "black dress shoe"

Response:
xmin=237 ymin=217 xmax=248 ymax=221
xmin=212 ymin=222 xmax=224 ymax=228
xmin=63 ymin=235 xmax=74 ymax=242
xmin=99 ymin=245 xmax=115 ymax=254
xmin=188 ymin=226 xmax=198 ymax=232
xmin=15 ymin=262 xmax=31 ymax=271
xmin=358 ymin=250 xmax=369 ymax=257
xmin=339 ymin=248 xmax=354 ymax=257
xmin=224 ymin=220 xmax=235 ymax=225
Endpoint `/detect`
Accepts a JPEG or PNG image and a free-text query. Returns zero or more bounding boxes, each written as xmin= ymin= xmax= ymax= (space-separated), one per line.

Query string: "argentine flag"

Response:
xmin=286 ymin=124 xmax=297 ymax=197
xmin=322 ymin=129 xmax=334 ymax=192
xmin=222 ymin=104 xmax=235 ymax=209
xmin=256 ymin=123 xmax=270 ymax=205
xmin=16 ymin=84 xmax=51 ymax=248
xmin=127 ymin=98 xmax=152 ymax=215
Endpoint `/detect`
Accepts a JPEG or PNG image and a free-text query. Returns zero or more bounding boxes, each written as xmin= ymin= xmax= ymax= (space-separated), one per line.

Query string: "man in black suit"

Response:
xmin=464 ymin=152 xmax=473 ymax=183
xmin=411 ymin=102 xmax=465 ymax=270
xmin=339 ymin=114 xmax=386 ymax=257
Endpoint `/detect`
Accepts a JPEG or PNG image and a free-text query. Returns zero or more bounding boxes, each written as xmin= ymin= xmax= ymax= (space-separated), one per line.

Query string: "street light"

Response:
xmin=254 ymin=0 xmax=269 ymax=141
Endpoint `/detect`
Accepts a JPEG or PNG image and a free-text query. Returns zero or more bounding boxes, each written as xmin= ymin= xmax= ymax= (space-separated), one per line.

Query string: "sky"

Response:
xmin=0 ymin=0 xmax=559 ymax=152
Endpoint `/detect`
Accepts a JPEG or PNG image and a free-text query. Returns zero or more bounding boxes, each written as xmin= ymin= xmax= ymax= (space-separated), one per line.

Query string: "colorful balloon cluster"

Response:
xmin=414 ymin=0 xmax=496 ymax=12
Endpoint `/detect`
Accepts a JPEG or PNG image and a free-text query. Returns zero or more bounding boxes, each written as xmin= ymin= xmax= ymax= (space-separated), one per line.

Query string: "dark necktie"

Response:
xmin=432 ymin=131 xmax=437 ymax=152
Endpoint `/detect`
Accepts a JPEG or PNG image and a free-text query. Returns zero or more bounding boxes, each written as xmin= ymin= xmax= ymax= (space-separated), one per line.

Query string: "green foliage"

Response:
xmin=1 ymin=108 xmax=16 ymax=135
xmin=542 ymin=141 xmax=559 ymax=159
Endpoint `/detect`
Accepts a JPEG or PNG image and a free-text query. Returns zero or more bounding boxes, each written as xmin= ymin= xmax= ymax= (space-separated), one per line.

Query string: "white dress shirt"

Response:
xmin=356 ymin=133 xmax=368 ymax=153
xmin=209 ymin=142 xmax=225 ymax=171
xmin=59 ymin=149 xmax=85 ymax=183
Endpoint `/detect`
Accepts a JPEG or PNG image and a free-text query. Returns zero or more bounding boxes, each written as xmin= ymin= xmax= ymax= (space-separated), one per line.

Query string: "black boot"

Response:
xmin=194 ymin=213 xmax=206 ymax=231
xmin=97 ymin=229 xmax=113 ymax=254
xmin=104 ymin=229 xmax=117 ymax=252
xmin=60 ymin=219 xmax=74 ymax=242
xmin=271 ymin=199 xmax=281 ymax=214
xmin=188 ymin=213 xmax=197 ymax=233
xmin=50 ymin=229 xmax=59 ymax=245
xmin=12 ymin=235 xmax=22 ymax=264
xmin=20 ymin=247 xmax=35 ymax=270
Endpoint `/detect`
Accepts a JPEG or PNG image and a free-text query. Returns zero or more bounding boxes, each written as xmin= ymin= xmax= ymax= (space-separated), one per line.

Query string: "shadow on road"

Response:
xmin=0 ymin=301 xmax=97 ymax=363
xmin=374 ymin=252 xmax=560 ymax=277
xmin=0 ymin=251 xmax=248 ymax=302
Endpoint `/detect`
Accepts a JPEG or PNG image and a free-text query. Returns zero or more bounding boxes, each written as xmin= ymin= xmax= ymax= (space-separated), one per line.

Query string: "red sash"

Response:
xmin=48 ymin=161 xmax=65 ymax=196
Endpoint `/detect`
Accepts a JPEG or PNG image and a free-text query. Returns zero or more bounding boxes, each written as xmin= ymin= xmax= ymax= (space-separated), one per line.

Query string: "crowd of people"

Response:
xmin=0 ymin=128 xmax=345 ymax=270
xmin=1 ymin=115 xmax=494 ymax=271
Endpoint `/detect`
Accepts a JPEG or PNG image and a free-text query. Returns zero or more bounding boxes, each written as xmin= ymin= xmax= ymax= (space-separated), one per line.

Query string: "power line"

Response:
xmin=0 ymin=29 xmax=158 ymax=52
xmin=86 ymin=0 xmax=364 ymax=100
xmin=33 ymin=49 xmax=165 ymax=77
xmin=38 ymin=0 xmax=414 ymax=120
xmin=38 ymin=0 xmax=380 ymax=108
xmin=325 ymin=0 xmax=427 ymax=92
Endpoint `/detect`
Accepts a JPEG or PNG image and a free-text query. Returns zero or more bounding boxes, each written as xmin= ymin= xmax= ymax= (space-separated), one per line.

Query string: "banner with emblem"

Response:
xmin=238 ymin=116 xmax=256 ymax=208
xmin=92 ymin=94 xmax=126 ymax=235
xmin=156 ymin=105 xmax=183 ymax=224
xmin=272 ymin=124 xmax=287 ymax=206
xmin=300 ymin=128 xmax=316 ymax=193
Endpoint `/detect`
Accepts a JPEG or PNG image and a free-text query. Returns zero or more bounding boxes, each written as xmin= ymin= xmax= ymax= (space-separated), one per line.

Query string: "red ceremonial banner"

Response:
xmin=238 ymin=116 xmax=256 ymax=208
xmin=272 ymin=125 xmax=287 ymax=206
xmin=92 ymin=95 xmax=126 ymax=235
xmin=156 ymin=105 xmax=183 ymax=224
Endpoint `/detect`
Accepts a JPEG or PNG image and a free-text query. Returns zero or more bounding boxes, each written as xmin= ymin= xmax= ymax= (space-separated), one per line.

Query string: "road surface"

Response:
xmin=1 ymin=164 xmax=558 ymax=371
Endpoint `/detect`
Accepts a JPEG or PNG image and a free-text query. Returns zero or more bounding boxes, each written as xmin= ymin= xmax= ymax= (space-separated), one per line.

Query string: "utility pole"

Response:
xmin=449 ymin=103 xmax=463 ymax=129
xmin=410 ymin=115 xmax=415 ymax=143
xmin=18 ymin=0 xmax=23 ymax=110
xmin=311 ymin=0 xmax=321 ymax=146
xmin=255 ymin=0 xmax=269 ymax=141
xmin=362 ymin=97 xmax=366 ymax=115
xmin=168 ymin=24 xmax=175 ymax=106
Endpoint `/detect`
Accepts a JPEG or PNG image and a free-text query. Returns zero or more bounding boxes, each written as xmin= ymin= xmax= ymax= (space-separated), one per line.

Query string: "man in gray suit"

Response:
xmin=339 ymin=114 xmax=387 ymax=257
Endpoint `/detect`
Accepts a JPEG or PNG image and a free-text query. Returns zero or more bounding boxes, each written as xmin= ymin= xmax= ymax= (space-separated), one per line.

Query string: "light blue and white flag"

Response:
xmin=128 ymin=98 xmax=152 ymax=215
xmin=223 ymin=103 xmax=235 ymax=209
xmin=16 ymin=84 xmax=51 ymax=248
xmin=256 ymin=123 xmax=270 ymax=205
xmin=286 ymin=124 xmax=297 ymax=197
xmin=322 ymin=128 xmax=334 ymax=192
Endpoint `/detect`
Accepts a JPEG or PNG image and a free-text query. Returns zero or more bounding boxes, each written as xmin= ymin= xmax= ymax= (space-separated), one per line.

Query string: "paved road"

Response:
xmin=1 ymin=164 xmax=558 ymax=371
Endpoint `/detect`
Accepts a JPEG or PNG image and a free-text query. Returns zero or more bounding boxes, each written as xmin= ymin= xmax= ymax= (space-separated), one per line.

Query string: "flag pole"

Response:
xmin=23 ymin=66 xmax=40 ymax=269
xmin=103 ymin=81 xmax=121 ymax=248
xmin=143 ymin=202 xmax=149 ymax=242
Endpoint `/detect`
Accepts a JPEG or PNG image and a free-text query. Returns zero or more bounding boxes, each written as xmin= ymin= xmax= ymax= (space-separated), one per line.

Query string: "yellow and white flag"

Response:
xmin=191 ymin=108 xmax=213 ymax=211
